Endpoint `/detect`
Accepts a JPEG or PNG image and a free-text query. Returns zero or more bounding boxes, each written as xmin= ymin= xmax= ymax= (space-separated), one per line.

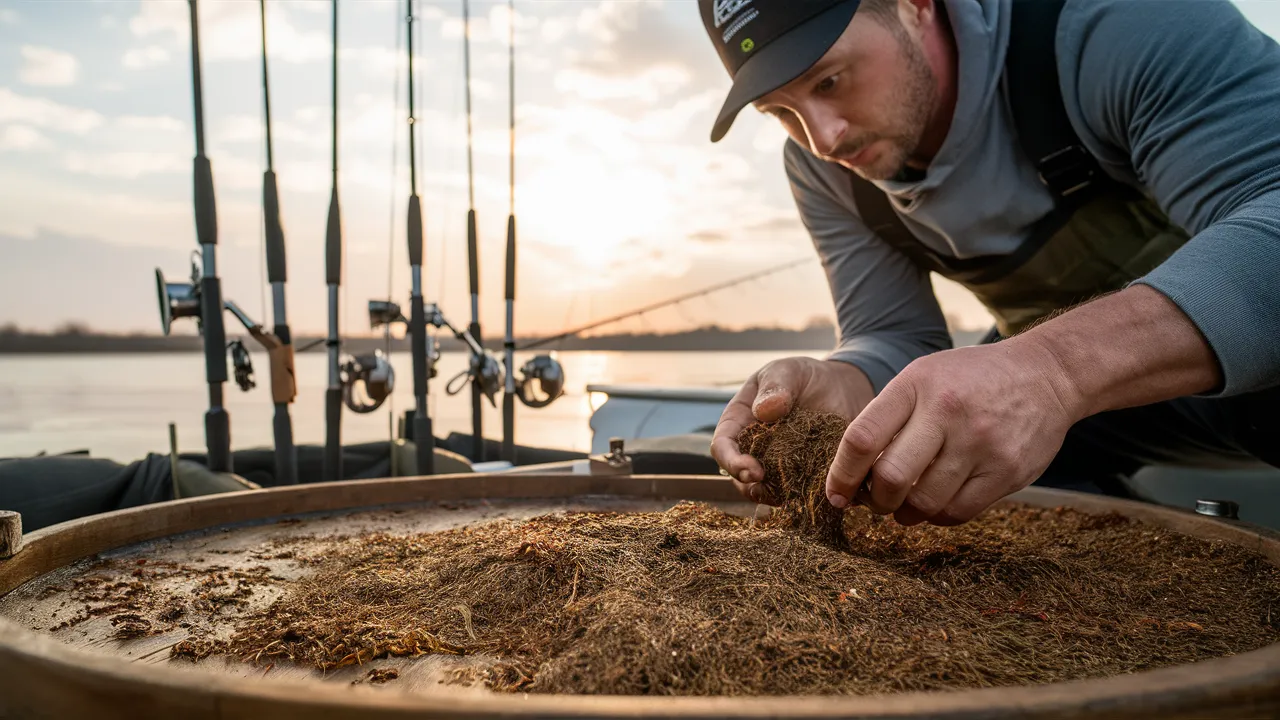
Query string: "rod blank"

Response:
xmin=322 ymin=0 xmax=343 ymax=483
xmin=406 ymin=0 xmax=434 ymax=476
xmin=189 ymin=0 xmax=232 ymax=473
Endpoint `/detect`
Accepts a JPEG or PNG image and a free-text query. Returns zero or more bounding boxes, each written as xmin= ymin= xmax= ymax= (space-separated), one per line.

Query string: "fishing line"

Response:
xmin=501 ymin=0 xmax=516 ymax=462
xmin=322 ymin=0 xmax=345 ymax=482
xmin=520 ymin=257 xmax=816 ymax=351
xmin=462 ymin=0 xmax=484 ymax=462
xmin=384 ymin=0 xmax=405 ymax=445
xmin=387 ymin=0 xmax=402 ymax=313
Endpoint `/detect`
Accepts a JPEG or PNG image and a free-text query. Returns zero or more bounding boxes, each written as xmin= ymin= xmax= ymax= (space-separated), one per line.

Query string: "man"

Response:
xmin=700 ymin=0 xmax=1280 ymax=526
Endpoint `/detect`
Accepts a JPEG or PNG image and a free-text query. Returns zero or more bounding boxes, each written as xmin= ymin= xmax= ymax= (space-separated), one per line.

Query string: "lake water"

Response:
xmin=0 ymin=350 xmax=824 ymax=463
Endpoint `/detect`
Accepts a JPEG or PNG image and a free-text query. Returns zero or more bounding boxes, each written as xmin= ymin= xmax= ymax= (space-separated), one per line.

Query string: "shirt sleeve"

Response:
xmin=1059 ymin=0 xmax=1280 ymax=396
xmin=783 ymin=139 xmax=953 ymax=393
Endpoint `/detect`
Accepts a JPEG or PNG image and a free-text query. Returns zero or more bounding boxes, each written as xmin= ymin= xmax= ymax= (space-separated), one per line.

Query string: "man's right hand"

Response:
xmin=711 ymin=357 xmax=874 ymax=505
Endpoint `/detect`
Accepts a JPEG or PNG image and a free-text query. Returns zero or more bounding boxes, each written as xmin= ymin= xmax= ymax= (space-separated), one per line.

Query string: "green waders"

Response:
xmin=852 ymin=179 xmax=1277 ymax=493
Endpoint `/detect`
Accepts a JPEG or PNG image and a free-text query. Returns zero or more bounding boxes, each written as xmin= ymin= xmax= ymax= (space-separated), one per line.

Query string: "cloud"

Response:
xmin=0 ymin=9 xmax=17 ymax=25
xmin=19 ymin=46 xmax=79 ymax=87
xmin=117 ymin=115 xmax=185 ymax=133
xmin=122 ymin=45 xmax=170 ymax=69
xmin=687 ymin=230 xmax=728 ymax=244
xmin=64 ymin=151 xmax=187 ymax=179
xmin=129 ymin=0 xmax=329 ymax=64
xmin=0 ymin=88 xmax=104 ymax=134
xmin=0 ymin=125 xmax=52 ymax=152
xmin=554 ymin=64 xmax=692 ymax=104
xmin=129 ymin=0 xmax=187 ymax=42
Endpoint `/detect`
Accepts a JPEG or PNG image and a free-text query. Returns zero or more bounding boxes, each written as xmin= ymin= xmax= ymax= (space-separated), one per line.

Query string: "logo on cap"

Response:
xmin=713 ymin=0 xmax=753 ymax=28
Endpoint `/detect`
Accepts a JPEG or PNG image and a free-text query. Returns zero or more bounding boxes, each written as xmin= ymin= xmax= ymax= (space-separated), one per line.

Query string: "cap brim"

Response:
xmin=710 ymin=0 xmax=862 ymax=143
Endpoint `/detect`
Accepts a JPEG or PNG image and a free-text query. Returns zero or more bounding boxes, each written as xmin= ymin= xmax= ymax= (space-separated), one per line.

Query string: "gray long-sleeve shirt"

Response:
xmin=787 ymin=0 xmax=1280 ymax=397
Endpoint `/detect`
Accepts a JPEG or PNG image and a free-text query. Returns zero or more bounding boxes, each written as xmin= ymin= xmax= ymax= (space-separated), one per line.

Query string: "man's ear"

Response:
xmin=898 ymin=0 xmax=937 ymax=35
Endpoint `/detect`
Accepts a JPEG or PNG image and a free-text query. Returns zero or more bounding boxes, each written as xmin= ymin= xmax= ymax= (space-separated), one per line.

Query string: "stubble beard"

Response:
xmin=848 ymin=30 xmax=938 ymax=182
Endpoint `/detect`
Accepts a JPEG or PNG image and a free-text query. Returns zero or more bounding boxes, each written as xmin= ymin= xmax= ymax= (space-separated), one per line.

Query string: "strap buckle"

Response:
xmin=1037 ymin=145 xmax=1096 ymax=199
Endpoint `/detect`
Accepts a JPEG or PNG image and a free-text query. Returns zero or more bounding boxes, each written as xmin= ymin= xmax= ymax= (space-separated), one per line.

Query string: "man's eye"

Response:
xmin=816 ymin=75 xmax=838 ymax=93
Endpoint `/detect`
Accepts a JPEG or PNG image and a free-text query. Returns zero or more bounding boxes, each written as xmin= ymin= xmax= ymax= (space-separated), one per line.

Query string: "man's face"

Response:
xmin=753 ymin=6 xmax=938 ymax=181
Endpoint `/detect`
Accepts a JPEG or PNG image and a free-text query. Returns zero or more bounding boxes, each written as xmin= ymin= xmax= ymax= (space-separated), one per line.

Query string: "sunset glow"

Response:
xmin=1 ymin=0 xmax=1277 ymax=337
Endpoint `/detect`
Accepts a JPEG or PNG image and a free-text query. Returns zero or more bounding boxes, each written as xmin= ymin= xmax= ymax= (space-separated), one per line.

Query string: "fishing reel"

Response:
xmin=156 ymin=261 xmax=297 ymax=401
xmin=514 ymin=354 xmax=565 ymax=409
xmin=229 ymin=340 xmax=255 ymax=392
xmin=449 ymin=349 xmax=504 ymax=406
xmin=339 ymin=350 xmax=395 ymax=414
xmin=368 ymin=300 xmax=440 ymax=376
xmin=154 ymin=255 xmax=204 ymax=335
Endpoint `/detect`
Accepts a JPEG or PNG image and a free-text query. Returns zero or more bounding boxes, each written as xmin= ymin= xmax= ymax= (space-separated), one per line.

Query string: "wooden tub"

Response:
xmin=1 ymin=473 xmax=1278 ymax=719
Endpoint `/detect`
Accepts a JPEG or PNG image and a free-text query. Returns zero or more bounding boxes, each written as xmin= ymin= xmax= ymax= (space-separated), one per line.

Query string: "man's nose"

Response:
xmin=804 ymin=106 xmax=848 ymax=158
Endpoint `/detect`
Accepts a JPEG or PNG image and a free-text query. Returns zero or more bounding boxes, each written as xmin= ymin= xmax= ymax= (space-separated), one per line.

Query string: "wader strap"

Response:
xmin=850 ymin=0 xmax=1112 ymax=284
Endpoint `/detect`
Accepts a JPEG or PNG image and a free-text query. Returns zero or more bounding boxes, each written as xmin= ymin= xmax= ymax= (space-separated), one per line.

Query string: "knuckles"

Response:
xmin=903 ymin=489 xmax=945 ymax=519
xmin=870 ymin=456 xmax=911 ymax=495
xmin=839 ymin=422 xmax=880 ymax=459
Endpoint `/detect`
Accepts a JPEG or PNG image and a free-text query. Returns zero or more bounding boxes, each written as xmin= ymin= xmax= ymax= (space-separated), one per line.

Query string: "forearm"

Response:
xmin=1010 ymin=285 xmax=1221 ymax=421
xmin=827 ymin=329 xmax=951 ymax=394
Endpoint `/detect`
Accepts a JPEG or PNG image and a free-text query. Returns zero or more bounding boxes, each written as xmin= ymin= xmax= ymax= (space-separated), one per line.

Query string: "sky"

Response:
xmin=1 ymin=0 xmax=1278 ymax=338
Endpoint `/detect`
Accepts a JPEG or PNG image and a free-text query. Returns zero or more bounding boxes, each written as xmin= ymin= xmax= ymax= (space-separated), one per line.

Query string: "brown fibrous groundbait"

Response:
xmin=39 ymin=410 xmax=1280 ymax=696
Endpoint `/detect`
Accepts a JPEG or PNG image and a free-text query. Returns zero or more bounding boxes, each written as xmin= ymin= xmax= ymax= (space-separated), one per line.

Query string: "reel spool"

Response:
xmin=154 ymin=256 xmax=203 ymax=336
xmin=368 ymin=299 xmax=440 ymax=377
xmin=515 ymin=354 xmax=565 ymax=409
xmin=340 ymin=350 xmax=395 ymax=414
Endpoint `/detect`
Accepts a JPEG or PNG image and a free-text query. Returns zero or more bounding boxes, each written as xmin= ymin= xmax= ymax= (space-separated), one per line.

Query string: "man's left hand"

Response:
xmin=825 ymin=338 xmax=1082 ymax=526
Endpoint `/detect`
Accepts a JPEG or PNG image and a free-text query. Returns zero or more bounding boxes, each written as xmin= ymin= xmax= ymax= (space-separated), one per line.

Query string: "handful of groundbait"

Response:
xmin=736 ymin=409 xmax=850 ymax=549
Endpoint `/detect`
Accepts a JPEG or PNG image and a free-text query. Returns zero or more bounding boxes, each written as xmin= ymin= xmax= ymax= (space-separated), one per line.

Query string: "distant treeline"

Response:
xmin=0 ymin=321 xmax=841 ymax=354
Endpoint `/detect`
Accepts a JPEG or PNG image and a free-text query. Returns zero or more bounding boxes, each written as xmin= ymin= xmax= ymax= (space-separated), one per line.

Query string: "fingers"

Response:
xmin=825 ymin=380 xmax=915 ymax=509
xmin=732 ymin=473 xmax=777 ymax=506
xmin=711 ymin=376 xmax=765 ymax=484
xmin=929 ymin=472 xmax=1010 ymax=526
xmin=892 ymin=448 xmax=971 ymax=526
xmin=863 ymin=415 xmax=945 ymax=515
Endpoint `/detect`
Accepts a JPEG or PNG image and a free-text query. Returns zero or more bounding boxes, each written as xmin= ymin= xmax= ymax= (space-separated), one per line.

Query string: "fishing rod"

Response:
xmin=462 ymin=0 xmax=484 ymax=463
xmin=406 ymin=0 xmax=434 ymax=476
xmin=258 ymin=0 xmax=298 ymax=485
xmin=519 ymin=257 xmax=816 ymax=351
xmin=501 ymin=0 xmax=516 ymax=464
xmin=323 ymin=0 xmax=343 ymax=482
xmin=187 ymin=0 xmax=231 ymax=473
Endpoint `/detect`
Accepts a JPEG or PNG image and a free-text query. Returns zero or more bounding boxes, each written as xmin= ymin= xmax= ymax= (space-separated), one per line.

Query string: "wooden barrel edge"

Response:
xmin=1 ymin=475 xmax=1278 ymax=719
xmin=1 ymin=616 xmax=1277 ymax=720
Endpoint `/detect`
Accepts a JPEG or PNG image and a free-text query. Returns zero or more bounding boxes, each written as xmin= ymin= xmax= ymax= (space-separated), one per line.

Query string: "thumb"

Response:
xmin=751 ymin=360 xmax=805 ymax=422
xmin=752 ymin=388 xmax=793 ymax=422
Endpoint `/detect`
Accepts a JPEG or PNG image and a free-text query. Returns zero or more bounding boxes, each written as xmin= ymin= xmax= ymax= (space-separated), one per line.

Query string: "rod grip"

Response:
xmin=194 ymin=156 xmax=218 ymax=247
xmin=414 ymin=415 xmax=434 ymax=476
xmin=471 ymin=379 xmax=483 ymax=463
xmin=505 ymin=214 xmax=516 ymax=301
xmin=325 ymin=188 xmax=342 ymax=285
xmin=467 ymin=208 xmax=479 ymax=296
xmin=408 ymin=195 xmax=424 ymax=266
xmin=324 ymin=387 xmax=343 ymax=481
xmin=263 ymin=170 xmax=287 ymax=283
xmin=200 ymin=276 xmax=228 ymax=384
xmin=409 ymin=297 xmax=429 ymax=397
xmin=273 ymin=404 xmax=298 ymax=485
xmin=205 ymin=406 xmax=232 ymax=473
xmin=502 ymin=393 xmax=516 ymax=464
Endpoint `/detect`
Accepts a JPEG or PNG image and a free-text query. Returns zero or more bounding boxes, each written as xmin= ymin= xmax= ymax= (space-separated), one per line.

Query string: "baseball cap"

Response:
xmin=699 ymin=0 xmax=862 ymax=142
